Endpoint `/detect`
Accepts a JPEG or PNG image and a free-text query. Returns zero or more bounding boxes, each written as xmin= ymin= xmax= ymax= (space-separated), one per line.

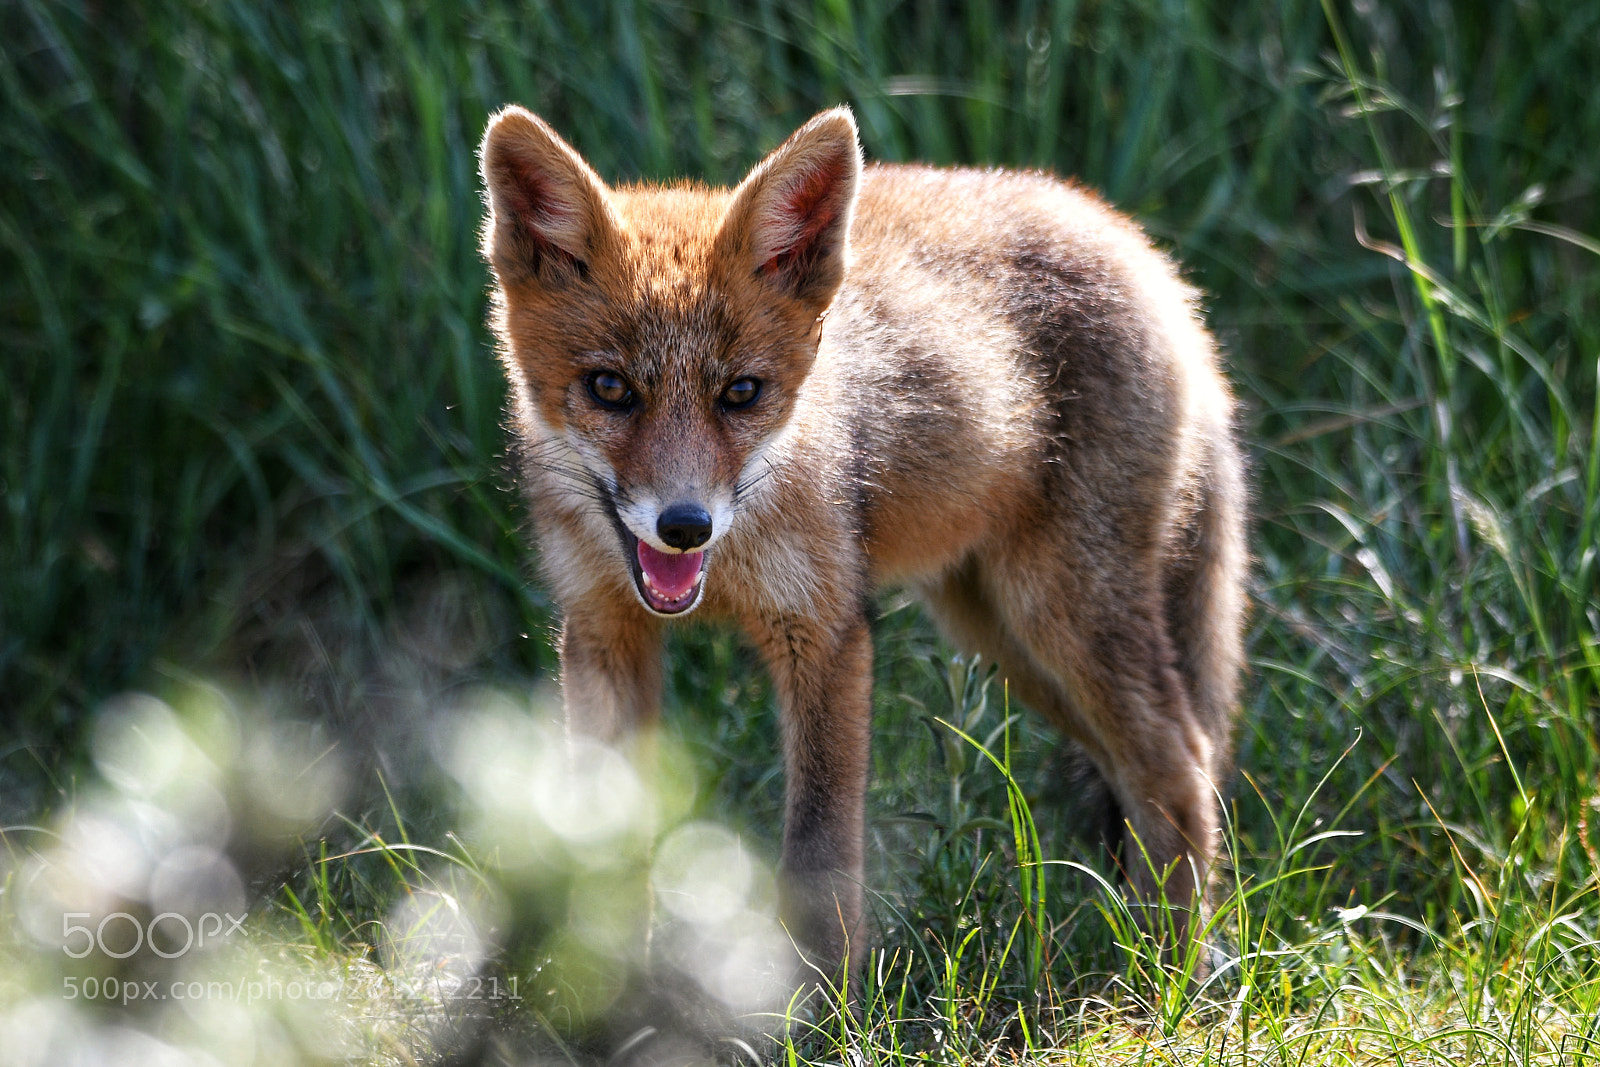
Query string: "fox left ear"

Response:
xmin=717 ymin=107 xmax=862 ymax=311
xmin=479 ymin=106 xmax=621 ymax=288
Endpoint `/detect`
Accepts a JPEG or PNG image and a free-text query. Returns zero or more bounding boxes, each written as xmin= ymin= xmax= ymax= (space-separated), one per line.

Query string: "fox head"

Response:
xmin=480 ymin=107 xmax=862 ymax=616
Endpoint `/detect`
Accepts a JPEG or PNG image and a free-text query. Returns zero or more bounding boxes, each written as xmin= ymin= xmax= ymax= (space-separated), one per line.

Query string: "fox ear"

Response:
xmin=718 ymin=107 xmax=861 ymax=310
xmin=480 ymin=106 xmax=619 ymax=286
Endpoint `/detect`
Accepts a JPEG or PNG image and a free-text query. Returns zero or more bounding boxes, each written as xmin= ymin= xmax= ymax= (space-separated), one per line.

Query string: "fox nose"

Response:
xmin=657 ymin=503 xmax=713 ymax=551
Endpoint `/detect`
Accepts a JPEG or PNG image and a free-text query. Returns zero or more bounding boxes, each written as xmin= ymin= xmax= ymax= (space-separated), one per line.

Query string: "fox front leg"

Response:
xmin=749 ymin=609 xmax=874 ymax=984
xmin=558 ymin=603 xmax=664 ymax=743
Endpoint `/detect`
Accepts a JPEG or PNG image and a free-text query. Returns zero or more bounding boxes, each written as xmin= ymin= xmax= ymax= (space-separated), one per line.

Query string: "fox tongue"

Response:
xmin=637 ymin=541 xmax=703 ymax=599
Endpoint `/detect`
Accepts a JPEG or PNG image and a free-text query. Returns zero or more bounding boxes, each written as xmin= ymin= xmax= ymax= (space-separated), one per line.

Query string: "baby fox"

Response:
xmin=478 ymin=105 xmax=1247 ymax=982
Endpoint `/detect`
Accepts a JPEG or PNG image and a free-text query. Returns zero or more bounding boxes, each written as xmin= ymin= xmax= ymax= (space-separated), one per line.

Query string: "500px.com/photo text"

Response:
xmin=62 ymin=974 xmax=525 ymax=1006
xmin=62 ymin=911 xmax=246 ymax=959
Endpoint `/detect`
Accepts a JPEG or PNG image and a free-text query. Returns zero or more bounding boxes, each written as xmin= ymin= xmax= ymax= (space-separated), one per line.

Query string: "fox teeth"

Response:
xmin=642 ymin=572 xmax=695 ymax=605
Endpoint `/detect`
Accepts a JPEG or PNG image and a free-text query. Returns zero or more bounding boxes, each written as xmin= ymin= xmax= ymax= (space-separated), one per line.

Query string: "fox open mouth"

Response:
xmin=622 ymin=530 xmax=706 ymax=615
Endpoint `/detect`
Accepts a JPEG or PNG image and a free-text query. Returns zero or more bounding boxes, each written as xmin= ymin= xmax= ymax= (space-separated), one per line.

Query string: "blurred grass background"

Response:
xmin=3 ymin=0 xmax=1599 ymax=1059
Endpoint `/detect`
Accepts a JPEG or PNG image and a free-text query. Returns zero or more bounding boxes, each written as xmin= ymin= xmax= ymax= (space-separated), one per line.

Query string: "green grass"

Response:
xmin=2 ymin=0 xmax=1598 ymax=1063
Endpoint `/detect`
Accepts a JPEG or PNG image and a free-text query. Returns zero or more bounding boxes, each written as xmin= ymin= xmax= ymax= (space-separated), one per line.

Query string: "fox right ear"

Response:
xmin=479 ymin=107 xmax=619 ymax=286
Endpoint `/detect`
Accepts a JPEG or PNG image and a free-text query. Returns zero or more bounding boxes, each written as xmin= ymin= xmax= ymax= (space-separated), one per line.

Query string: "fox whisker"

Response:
xmin=733 ymin=455 xmax=778 ymax=505
xmin=518 ymin=441 xmax=614 ymax=505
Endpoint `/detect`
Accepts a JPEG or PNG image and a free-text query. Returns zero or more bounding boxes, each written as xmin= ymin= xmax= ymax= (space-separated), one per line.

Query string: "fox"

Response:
xmin=477 ymin=104 xmax=1247 ymax=986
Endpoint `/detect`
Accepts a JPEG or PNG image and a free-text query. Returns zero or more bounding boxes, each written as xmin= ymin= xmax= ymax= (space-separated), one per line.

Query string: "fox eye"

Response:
xmin=587 ymin=371 xmax=635 ymax=410
xmin=721 ymin=377 xmax=761 ymax=409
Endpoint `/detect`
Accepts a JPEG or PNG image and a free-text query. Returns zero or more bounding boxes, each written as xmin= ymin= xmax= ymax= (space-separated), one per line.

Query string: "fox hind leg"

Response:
xmin=982 ymin=547 xmax=1227 ymax=961
xmin=919 ymin=560 xmax=1129 ymax=865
